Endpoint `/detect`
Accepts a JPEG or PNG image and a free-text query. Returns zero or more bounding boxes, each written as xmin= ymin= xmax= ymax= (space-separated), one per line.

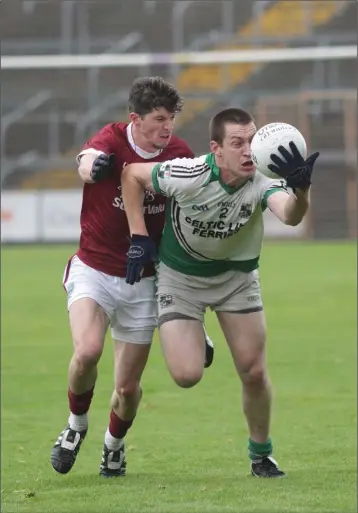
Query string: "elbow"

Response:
xmin=121 ymin=164 xmax=135 ymax=185
xmin=286 ymin=218 xmax=301 ymax=227
xmin=121 ymin=165 xmax=128 ymax=182
xmin=121 ymin=165 xmax=145 ymax=191
xmin=282 ymin=203 xmax=308 ymax=226
xmin=78 ymin=166 xmax=85 ymax=180
xmin=284 ymin=214 xmax=304 ymax=226
xmin=78 ymin=166 xmax=93 ymax=184
xmin=122 ymin=163 xmax=131 ymax=176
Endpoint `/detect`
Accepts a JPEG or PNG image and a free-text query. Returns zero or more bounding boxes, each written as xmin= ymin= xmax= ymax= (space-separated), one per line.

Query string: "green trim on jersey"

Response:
xmin=205 ymin=153 xmax=250 ymax=194
xmin=158 ymin=198 xmax=259 ymax=276
xmin=262 ymin=186 xmax=287 ymax=210
xmin=152 ymin=164 xmax=163 ymax=194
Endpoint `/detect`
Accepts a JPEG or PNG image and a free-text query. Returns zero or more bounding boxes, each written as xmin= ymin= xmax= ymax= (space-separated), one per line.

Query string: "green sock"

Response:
xmin=248 ymin=437 xmax=273 ymax=460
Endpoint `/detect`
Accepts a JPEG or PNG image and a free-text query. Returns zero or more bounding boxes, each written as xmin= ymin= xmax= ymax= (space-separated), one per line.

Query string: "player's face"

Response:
xmin=212 ymin=122 xmax=257 ymax=179
xmin=131 ymin=108 xmax=176 ymax=151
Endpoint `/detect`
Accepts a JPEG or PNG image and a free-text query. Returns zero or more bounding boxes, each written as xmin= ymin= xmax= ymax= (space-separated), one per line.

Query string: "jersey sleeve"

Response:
xmin=259 ymin=176 xmax=290 ymax=210
xmin=151 ymin=157 xmax=209 ymax=198
xmin=76 ymin=124 xmax=117 ymax=164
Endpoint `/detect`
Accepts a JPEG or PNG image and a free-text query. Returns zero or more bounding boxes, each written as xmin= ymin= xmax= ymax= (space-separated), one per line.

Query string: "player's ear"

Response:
xmin=210 ymin=140 xmax=221 ymax=156
xmin=129 ymin=112 xmax=141 ymax=126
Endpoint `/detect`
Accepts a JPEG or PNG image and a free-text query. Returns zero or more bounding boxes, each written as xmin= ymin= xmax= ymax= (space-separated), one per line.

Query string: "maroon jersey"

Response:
xmin=76 ymin=122 xmax=194 ymax=277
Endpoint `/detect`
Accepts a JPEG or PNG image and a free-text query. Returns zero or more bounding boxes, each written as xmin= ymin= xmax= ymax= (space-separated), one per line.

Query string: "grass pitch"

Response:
xmin=1 ymin=242 xmax=356 ymax=513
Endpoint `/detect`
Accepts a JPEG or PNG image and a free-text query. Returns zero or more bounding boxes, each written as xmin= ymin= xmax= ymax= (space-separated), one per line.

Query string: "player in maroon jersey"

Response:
xmin=50 ymin=77 xmax=215 ymax=477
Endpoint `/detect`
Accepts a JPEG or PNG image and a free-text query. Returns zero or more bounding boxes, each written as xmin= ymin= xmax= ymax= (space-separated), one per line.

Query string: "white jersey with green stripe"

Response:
xmin=152 ymin=153 xmax=288 ymax=276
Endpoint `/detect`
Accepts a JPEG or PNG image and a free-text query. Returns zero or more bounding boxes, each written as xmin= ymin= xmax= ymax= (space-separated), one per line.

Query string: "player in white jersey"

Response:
xmin=121 ymin=108 xmax=319 ymax=478
xmin=150 ymin=152 xmax=286 ymax=273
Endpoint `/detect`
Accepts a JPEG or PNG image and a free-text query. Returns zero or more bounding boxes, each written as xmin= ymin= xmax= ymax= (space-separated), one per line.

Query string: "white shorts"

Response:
xmin=62 ymin=255 xmax=157 ymax=344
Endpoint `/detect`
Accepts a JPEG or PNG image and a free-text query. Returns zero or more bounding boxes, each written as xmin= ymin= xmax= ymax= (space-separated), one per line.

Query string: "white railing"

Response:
xmin=2 ymin=45 xmax=356 ymax=70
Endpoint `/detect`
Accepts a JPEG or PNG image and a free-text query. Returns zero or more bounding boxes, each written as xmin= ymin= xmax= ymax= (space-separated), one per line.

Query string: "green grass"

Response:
xmin=1 ymin=242 xmax=356 ymax=513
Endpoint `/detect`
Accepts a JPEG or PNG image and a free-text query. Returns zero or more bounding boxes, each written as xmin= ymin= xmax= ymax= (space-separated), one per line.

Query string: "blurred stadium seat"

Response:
xmin=175 ymin=0 xmax=353 ymax=135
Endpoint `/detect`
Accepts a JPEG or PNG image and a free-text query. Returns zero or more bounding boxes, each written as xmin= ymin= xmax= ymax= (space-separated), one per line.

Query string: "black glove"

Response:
xmin=268 ymin=141 xmax=320 ymax=191
xmin=90 ymin=153 xmax=115 ymax=182
xmin=126 ymin=234 xmax=158 ymax=285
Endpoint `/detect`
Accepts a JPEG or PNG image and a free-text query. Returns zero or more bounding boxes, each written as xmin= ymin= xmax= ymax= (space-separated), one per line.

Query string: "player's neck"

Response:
xmin=219 ymin=167 xmax=249 ymax=188
xmin=130 ymin=125 xmax=158 ymax=154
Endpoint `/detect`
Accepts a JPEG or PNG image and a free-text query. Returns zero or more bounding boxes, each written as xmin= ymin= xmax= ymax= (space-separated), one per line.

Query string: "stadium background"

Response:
xmin=1 ymin=2 xmax=356 ymax=513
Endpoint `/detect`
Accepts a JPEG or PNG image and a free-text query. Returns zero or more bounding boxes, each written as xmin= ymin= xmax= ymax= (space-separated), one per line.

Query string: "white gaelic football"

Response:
xmin=251 ymin=122 xmax=307 ymax=179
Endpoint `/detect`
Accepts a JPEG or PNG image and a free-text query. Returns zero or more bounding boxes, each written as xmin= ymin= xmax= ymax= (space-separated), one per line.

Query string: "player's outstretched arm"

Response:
xmin=121 ymin=162 xmax=158 ymax=236
xmin=267 ymin=189 xmax=310 ymax=226
xmin=265 ymin=141 xmax=319 ymax=226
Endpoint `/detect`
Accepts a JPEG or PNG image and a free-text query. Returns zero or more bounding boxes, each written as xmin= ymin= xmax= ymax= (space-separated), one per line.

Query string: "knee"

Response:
xmin=73 ymin=340 xmax=103 ymax=371
xmin=240 ymin=362 xmax=268 ymax=390
xmin=171 ymin=368 xmax=203 ymax=389
xmin=115 ymin=382 xmax=141 ymax=400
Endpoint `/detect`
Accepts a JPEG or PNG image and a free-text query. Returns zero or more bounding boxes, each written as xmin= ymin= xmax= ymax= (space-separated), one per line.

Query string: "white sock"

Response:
xmin=202 ymin=324 xmax=214 ymax=347
xmin=105 ymin=428 xmax=123 ymax=451
xmin=68 ymin=412 xmax=88 ymax=432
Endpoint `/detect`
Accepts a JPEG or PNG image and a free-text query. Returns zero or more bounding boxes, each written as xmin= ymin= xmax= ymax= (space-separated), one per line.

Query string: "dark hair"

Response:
xmin=128 ymin=76 xmax=184 ymax=116
xmin=209 ymin=108 xmax=254 ymax=144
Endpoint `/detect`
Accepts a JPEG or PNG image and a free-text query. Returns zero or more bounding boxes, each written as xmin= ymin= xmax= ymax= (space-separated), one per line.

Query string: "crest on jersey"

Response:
xmin=240 ymin=203 xmax=253 ymax=219
xmin=158 ymin=163 xmax=172 ymax=179
xmin=159 ymin=294 xmax=174 ymax=308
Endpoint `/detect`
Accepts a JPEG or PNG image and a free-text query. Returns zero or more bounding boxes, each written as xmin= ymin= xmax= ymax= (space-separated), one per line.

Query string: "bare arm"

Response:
xmin=78 ymin=154 xmax=97 ymax=183
xmin=267 ymin=188 xmax=310 ymax=226
xmin=121 ymin=162 xmax=158 ymax=236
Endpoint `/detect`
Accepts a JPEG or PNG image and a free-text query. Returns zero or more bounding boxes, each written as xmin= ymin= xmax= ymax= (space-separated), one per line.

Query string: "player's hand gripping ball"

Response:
xmin=250 ymin=123 xmax=307 ymax=179
xmin=251 ymin=122 xmax=319 ymax=191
